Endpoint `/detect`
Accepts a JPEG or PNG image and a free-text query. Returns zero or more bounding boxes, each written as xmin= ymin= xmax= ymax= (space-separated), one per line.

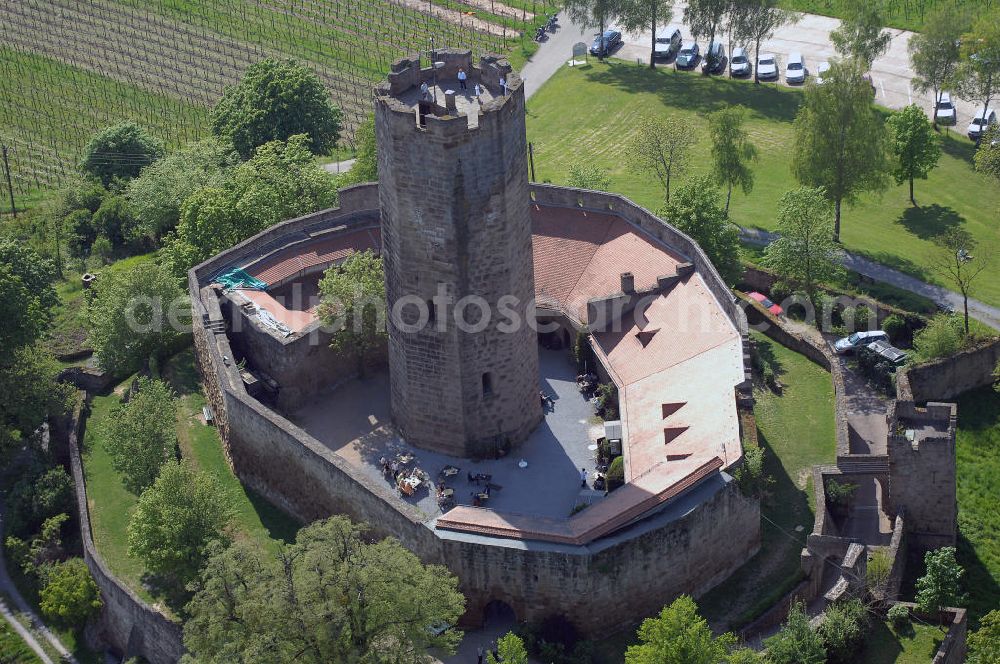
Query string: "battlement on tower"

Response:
xmin=375 ymin=50 xmax=520 ymax=134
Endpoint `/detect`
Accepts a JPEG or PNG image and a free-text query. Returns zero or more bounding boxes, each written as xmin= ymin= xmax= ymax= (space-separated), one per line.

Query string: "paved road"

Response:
xmin=611 ymin=1 xmax=983 ymax=124
xmin=322 ymin=158 xmax=356 ymax=174
xmin=741 ymin=226 xmax=1000 ymax=330
xmin=520 ymin=12 xmax=590 ymax=100
xmin=0 ymin=498 xmax=78 ymax=663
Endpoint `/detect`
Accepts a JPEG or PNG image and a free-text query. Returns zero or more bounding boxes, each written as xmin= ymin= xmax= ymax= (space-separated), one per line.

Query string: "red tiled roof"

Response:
xmin=246 ymin=227 xmax=380 ymax=286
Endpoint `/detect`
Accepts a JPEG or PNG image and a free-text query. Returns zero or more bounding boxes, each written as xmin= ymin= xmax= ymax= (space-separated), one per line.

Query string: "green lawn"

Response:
xmin=856 ymin=617 xmax=948 ymax=663
xmin=954 ymin=386 xmax=1000 ymax=622
xmin=594 ymin=332 xmax=837 ymax=661
xmin=0 ymin=620 xmax=43 ymax=664
xmin=698 ymin=331 xmax=837 ymax=626
xmin=776 ymin=0 xmax=966 ymax=32
xmin=525 ymin=62 xmax=1000 ymax=308
xmin=81 ymin=347 xmax=300 ymax=612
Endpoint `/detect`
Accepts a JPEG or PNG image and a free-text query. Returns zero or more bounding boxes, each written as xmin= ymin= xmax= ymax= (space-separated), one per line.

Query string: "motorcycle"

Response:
xmin=546 ymin=13 xmax=558 ymax=32
xmin=534 ymin=25 xmax=546 ymax=42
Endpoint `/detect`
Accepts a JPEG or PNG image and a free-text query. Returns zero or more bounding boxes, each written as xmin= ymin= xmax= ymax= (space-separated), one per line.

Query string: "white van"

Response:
xmin=653 ymin=26 xmax=682 ymax=60
xmin=834 ymin=330 xmax=889 ymax=354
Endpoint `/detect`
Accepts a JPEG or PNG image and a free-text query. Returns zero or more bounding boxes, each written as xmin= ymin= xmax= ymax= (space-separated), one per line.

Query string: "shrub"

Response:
xmin=567 ymin=163 xmax=611 ymax=191
xmin=887 ymin=603 xmax=910 ymax=628
xmin=826 ymin=479 xmax=857 ymax=508
xmin=6 ymin=465 xmax=74 ymax=540
xmin=866 ymin=548 xmax=893 ymax=598
xmin=606 ymin=456 xmax=624 ymax=492
xmin=65 ymin=209 xmax=96 ymax=259
xmin=817 ymin=598 xmax=869 ymax=664
xmin=91 ymin=236 xmax=114 ymax=265
xmin=882 ymin=314 xmax=908 ymax=344
xmin=594 ymin=382 xmax=618 ymax=420
xmin=573 ymin=330 xmax=595 ymax=372
xmin=735 ymin=446 xmax=771 ymax=498
xmin=913 ymin=314 xmax=964 ymax=362
xmin=915 ymin=546 xmax=967 ymax=615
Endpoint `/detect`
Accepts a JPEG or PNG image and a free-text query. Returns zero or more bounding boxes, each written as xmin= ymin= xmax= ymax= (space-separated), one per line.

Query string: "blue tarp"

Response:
xmin=214 ymin=267 xmax=267 ymax=291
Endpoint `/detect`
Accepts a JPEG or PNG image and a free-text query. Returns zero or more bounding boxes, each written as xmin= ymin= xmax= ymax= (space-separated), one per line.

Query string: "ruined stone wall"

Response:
xmin=376 ymin=52 xmax=541 ymax=458
xmin=887 ymin=403 xmax=957 ymax=549
xmin=897 ymin=338 xmax=1000 ymax=403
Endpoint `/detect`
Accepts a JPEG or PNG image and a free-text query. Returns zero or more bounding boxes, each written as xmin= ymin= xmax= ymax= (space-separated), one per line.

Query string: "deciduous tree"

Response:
xmin=915 ymin=547 xmax=967 ymax=616
xmin=908 ymin=5 xmax=970 ymax=126
xmin=631 ymin=116 xmax=697 ymax=203
xmin=183 ymin=516 xmax=465 ymax=663
xmin=87 ymin=260 xmax=187 ymax=376
xmin=616 ymin=0 xmax=672 ymax=68
xmin=0 ymin=347 xmax=73 ymax=457
xmin=816 ymin=598 xmax=869 ymax=664
xmin=567 ymin=163 xmax=612 ymax=191
xmin=684 ymin=0 xmax=730 ymax=58
xmin=80 ymin=122 xmax=164 ymax=187
xmin=487 ymin=632 xmax=528 ymax=664
xmin=955 ymin=13 xmax=1000 ymax=145
xmin=318 ymin=250 xmax=387 ymax=376
xmin=126 ymin=461 xmax=233 ymax=586
xmin=829 ymin=0 xmax=892 ymax=69
xmin=734 ymin=0 xmax=794 ymax=84
xmin=102 ymin=377 xmax=177 ymax=494
xmin=563 ymin=0 xmax=623 ymax=60
xmin=967 ymin=609 xmax=1000 ymax=664
xmin=792 ymin=61 xmax=889 ymax=241
xmin=659 ymin=175 xmax=741 ymax=284
xmin=708 ymin=105 xmax=758 ymax=213
xmin=763 ymin=187 xmax=843 ymax=303
xmin=930 ymin=228 xmax=992 ymax=334
xmin=126 ymin=138 xmax=238 ymax=242
xmin=337 ymin=115 xmax=377 ymax=186
xmin=887 ymin=105 xmax=941 ymax=205
xmin=625 ymin=595 xmax=738 ymax=664
xmin=0 ymin=241 xmax=58 ymax=357
xmin=211 ymin=59 xmax=342 ymax=160
xmin=162 ymin=135 xmax=338 ymax=276
xmin=39 ymin=558 xmax=102 ymax=628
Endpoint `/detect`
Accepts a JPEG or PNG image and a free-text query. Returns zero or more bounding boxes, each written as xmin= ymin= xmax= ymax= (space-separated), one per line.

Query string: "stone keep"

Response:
xmin=374 ymin=51 xmax=542 ymax=457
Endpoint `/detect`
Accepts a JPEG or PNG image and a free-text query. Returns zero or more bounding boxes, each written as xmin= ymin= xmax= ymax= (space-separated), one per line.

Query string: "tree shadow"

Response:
xmin=162 ymin=349 xmax=201 ymax=396
xmin=583 ymin=61 xmax=801 ymax=124
xmin=895 ymin=204 xmax=964 ymax=240
xmin=246 ymin=488 xmax=301 ymax=545
xmin=854 ymin=249 xmax=933 ymax=282
xmin=940 ymin=132 xmax=977 ymax=163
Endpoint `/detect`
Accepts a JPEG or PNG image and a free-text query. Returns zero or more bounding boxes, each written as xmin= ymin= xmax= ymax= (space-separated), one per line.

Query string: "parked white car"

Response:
xmin=967 ymin=106 xmax=997 ymax=141
xmin=816 ymin=61 xmax=830 ymax=84
xmin=757 ymin=53 xmax=778 ymax=80
xmin=675 ymin=41 xmax=699 ymax=69
xmin=785 ymin=52 xmax=806 ymax=84
xmin=730 ymin=46 xmax=751 ymax=77
xmin=934 ymin=91 xmax=957 ymax=126
xmin=834 ymin=330 xmax=889 ymax=354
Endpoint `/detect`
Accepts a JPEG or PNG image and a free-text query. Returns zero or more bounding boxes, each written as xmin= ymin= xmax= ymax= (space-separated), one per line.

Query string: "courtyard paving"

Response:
xmin=288 ymin=348 xmax=604 ymax=520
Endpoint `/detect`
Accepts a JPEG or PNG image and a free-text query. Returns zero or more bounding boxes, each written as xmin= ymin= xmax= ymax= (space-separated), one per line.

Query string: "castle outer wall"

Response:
xmin=189 ymin=183 xmax=760 ymax=634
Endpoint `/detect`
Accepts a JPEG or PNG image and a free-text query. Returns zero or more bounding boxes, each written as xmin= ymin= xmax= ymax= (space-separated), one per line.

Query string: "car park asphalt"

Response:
xmin=609 ymin=1 xmax=983 ymax=127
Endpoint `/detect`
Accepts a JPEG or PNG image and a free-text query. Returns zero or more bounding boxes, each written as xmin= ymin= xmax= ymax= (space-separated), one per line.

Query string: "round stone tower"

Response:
xmin=374 ymin=50 xmax=542 ymax=458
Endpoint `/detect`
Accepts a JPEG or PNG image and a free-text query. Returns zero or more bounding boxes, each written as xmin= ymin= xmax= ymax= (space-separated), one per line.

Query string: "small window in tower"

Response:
xmin=482 ymin=372 xmax=494 ymax=398
xmin=427 ymin=299 xmax=435 ymax=326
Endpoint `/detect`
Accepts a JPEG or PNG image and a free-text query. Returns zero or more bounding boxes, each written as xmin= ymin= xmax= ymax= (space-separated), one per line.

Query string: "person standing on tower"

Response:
xmin=457 ymin=67 xmax=468 ymax=91
xmin=420 ymin=81 xmax=430 ymax=100
xmin=499 ymin=75 xmax=508 ymax=95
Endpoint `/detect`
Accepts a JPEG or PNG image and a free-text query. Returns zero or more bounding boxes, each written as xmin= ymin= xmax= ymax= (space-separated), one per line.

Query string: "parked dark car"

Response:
xmin=701 ymin=41 xmax=727 ymax=75
xmin=590 ymin=29 xmax=622 ymax=56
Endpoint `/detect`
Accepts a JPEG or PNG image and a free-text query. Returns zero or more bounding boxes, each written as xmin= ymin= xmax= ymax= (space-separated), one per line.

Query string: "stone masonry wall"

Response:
xmin=67 ymin=399 xmax=185 ymax=662
xmin=897 ymin=337 xmax=1000 ymax=403
xmin=188 ymin=181 xmax=762 ymax=636
xmin=376 ymin=52 xmax=541 ymax=458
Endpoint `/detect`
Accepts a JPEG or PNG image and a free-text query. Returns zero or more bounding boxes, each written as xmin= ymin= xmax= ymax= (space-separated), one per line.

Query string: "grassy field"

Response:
xmin=953 ymin=385 xmax=1000 ymax=621
xmin=594 ymin=331 xmax=837 ymax=660
xmin=0 ymin=0 xmax=549 ymax=195
xmin=81 ymin=347 xmax=300 ymax=612
xmin=0 ymin=620 xmax=43 ymax=664
xmin=525 ymin=62 xmax=1000 ymax=308
xmin=856 ymin=617 xmax=949 ymax=663
xmin=777 ymin=0 xmax=968 ymax=32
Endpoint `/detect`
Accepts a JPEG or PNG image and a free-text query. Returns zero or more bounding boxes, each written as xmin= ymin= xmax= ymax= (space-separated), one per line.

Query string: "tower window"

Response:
xmin=482 ymin=372 xmax=494 ymax=398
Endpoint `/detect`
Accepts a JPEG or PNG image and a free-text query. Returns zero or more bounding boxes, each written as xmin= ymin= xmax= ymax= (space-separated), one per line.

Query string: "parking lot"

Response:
xmin=607 ymin=1 xmax=983 ymax=128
